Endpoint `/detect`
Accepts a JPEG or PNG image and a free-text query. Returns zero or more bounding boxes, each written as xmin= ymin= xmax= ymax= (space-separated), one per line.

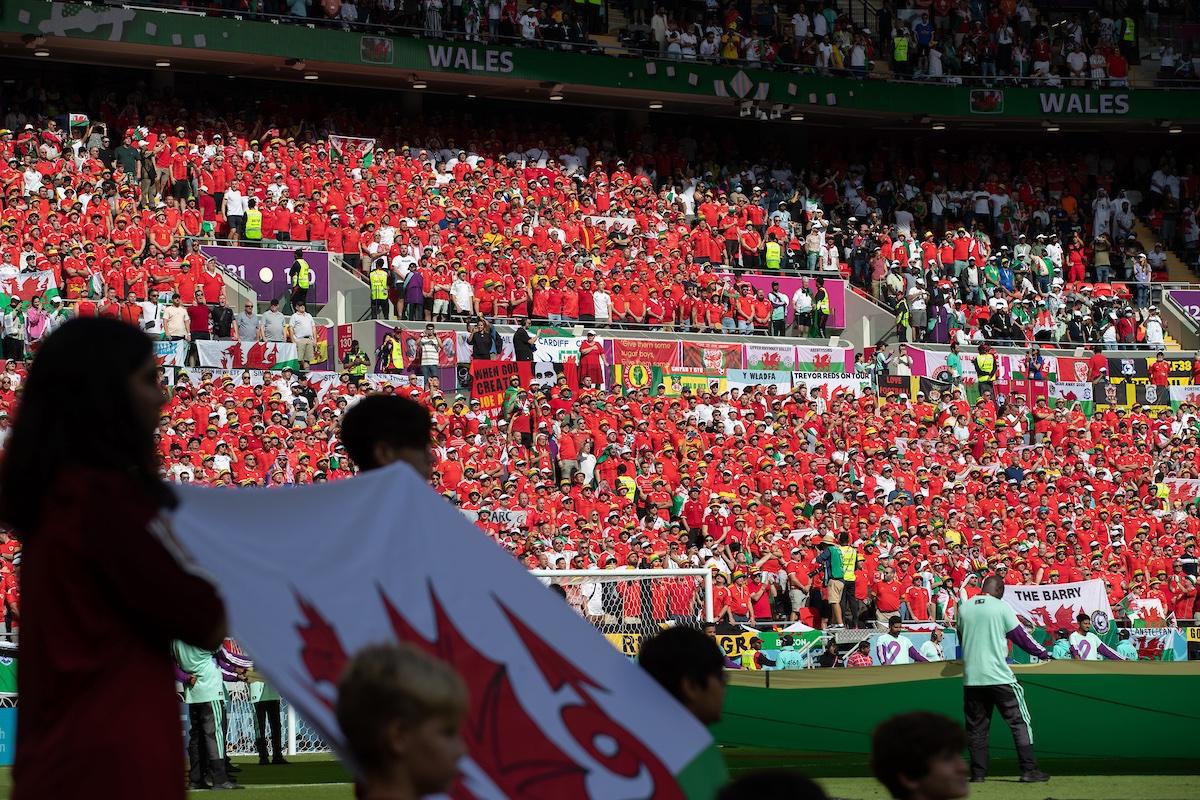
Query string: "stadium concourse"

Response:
xmin=0 ymin=76 xmax=1199 ymax=642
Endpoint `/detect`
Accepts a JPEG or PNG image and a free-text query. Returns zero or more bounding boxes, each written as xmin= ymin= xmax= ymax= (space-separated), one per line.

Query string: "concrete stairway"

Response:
xmin=1134 ymin=220 xmax=1195 ymax=284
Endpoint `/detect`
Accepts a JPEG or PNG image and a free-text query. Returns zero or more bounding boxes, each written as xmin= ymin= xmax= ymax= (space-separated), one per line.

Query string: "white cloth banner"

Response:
xmin=1003 ymin=579 xmax=1114 ymax=633
xmin=1049 ymin=381 xmax=1092 ymax=404
xmin=461 ymin=507 xmax=528 ymax=529
xmin=726 ymin=369 xmax=793 ymax=393
xmin=744 ymin=343 xmax=797 ymax=372
xmin=791 ymin=372 xmax=870 ymax=398
xmin=532 ymin=332 xmax=583 ymax=363
xmin=195 ymin=340 xmax=300 ymax=370
xmin=155 ymin=339 xmax=189 ymax=368
xmin=168 ymin=464 xmax=718 ymax=797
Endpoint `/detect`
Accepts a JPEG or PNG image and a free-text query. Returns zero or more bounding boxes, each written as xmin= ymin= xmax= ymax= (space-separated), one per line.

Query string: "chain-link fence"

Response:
xmin=220 ymin=683 xmax=332 ymax=756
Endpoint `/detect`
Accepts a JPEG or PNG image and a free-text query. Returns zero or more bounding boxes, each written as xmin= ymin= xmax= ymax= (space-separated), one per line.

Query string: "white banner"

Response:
xmin=455 ymin=331 xmax=515 ymax=363
xmin=744 ymin=343 xmax=797 ymax=372
xmin=155 ymin=339 xmax=189 ymax=368
xmin=195 ymin=340 xmax=300 ymax=370
xmin=1164 ymin=478 xmax=1200 ymax=505
xmin=726 ymin=369 xmax=793 ymax=393
xmin=461 ymin=507 xmax=528 ymax=529
xmin=1170 ymin=385 xmax=1200 ymax=406
xmin=791 ymin=372 xmax=870 ymax=398
xmin=1003 ymin=579 xmax=1114 ymax=634
xmin=1049 ymin=381 xmax=1092 ymax=404
xmin=168 ymin=464 xmax=719 ymax=796
xmin=532 ymin=332 xmax=583 ymax=363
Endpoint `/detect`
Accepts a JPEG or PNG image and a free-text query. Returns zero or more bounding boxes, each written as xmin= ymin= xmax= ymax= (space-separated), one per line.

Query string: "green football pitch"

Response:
xmin=0 ymin=753 xmax=1195 ymax=799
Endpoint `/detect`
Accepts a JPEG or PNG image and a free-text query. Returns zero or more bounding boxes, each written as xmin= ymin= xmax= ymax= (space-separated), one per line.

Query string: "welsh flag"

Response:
xmin=794 ymin=345 xmax=844 ymax=373
xmin=195 ymin=340 xmax=301 ymax=371
xmin=167 ymin=463 xmax=728 ymax=798
xmin=329 ymin=134 xmax=376 ymax=168
xmin=68 ymin=112 xmax=89 ymax=129
xmin=0 ymin=271 xmax=60 ymax=308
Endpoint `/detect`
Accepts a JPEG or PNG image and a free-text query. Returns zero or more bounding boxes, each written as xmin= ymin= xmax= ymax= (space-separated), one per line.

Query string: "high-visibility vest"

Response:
xmin=347 ymin=353 xmax=369 ymax=377
xmin=976 ymin=352 xmax=995 ymax=382
xmin=764 ymin=241 xmax=782 ymax=269
xmin=894 ymin=36 xmax=909 ymax=62
xmin=896 ymin=300 xmax=910 ymax=327
xmin=840 ymin=546 xmax=857 ymax=582
xmin=292 ymin=258 xmax=311 ymax=289
xmin=739 ymin=650 xmax=761 ymax=670
xmin=1123 ymin=17 xmax=1135 ymax=42
xmin=244 ymin=209 xmax=263 ymax=240
xmin=389 ymin=341 xmax=404 ymax=370
xmin=816 ymin=289 xmax=830 ymax=314
xmin=369 ymin=268 xmax=388 ymax=300
xmin=617 ymin=475 xmax=637 ymax=500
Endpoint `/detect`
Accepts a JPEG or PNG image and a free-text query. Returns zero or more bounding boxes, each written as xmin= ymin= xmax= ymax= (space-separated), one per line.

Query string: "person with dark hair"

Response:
xmin=338 ymin=394 xmax=434 ymax=478
xmin=718 ymin=769 xmax=828 ymax=800
xmin=957 ymin=574 xmax=1052 ymax=784
xmin=637 ymin=626 xmax=727 ymax=725
xmin=871 ymin=712 xmax=970 ymax=800
xmin=0 ymin=318 xmax=226 ymax=800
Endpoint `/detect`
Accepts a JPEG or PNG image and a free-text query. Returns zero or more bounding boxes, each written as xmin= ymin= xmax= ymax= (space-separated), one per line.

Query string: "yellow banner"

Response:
xmin=1186 ymin=627 xmax=1200 ymax=643
xmin=605 ymin=630 xmax=759 ymax=657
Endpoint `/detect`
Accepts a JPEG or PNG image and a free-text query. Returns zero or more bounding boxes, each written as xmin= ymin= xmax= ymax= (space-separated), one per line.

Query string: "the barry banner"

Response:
xmin=168 ymin=463 xmax=728 ymax=799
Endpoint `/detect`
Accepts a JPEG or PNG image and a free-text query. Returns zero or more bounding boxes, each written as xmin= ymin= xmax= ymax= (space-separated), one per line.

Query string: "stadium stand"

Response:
xmin=0 ymin=62 xmax=1198 ymax=645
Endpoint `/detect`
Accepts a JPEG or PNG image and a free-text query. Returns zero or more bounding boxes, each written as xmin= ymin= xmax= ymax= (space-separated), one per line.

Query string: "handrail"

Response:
xmin=78 ymin=0 xmax=1200 ymax=92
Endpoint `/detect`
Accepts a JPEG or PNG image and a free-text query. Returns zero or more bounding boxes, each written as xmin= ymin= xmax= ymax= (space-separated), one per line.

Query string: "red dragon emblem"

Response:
xmin=1017 ymin=604 xmax=1079 ymax=633
xmin=812 ymin=352 xmax=832 ymax=370
xmin=288 ymin=583 xmax=689 ymax=798
xmin=760 ymin=351 xmax=781 ymax=370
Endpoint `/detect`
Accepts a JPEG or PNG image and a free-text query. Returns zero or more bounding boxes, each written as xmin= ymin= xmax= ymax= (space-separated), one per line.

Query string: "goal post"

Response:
xmin=531 ymin=569 xmax=714 ymax=637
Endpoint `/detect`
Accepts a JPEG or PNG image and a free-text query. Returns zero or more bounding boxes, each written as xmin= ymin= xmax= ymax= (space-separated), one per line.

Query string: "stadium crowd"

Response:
xmin=0 ymin=83 xmax=1197 ymax=641
xmin=119 ymin=0 xmax=1200 ymax=88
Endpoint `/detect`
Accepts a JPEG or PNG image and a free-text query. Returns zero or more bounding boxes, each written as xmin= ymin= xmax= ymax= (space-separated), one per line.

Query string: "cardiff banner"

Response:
xmin=168 ymin=463 xmax=725 ymax=798
xmin=1003 ymin=579 xmax=1114 ymax=637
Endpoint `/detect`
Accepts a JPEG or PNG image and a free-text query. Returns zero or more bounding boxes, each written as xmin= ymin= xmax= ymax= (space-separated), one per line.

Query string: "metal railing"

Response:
xmin=85 ymin=0 xmax=1200 ymax=91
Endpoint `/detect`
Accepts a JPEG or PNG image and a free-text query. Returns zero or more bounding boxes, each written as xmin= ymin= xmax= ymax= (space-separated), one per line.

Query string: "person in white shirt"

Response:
xmin=875 ymin=617 xmax=930 ymax=665
xmin=1144 ymin=309 xmax=1165 ymax=346
xmin=1068 ymin=615 xmax=1123 ymax=660
xmin=450 ymin=271 xmax=475 ymax=317
xmin=288 ymin=302 xmax=317 ymax=369
xmin=592 ymin=284 xmax=612 ymax=325
xmin=920 ymin=627 xmax=945 ymax=662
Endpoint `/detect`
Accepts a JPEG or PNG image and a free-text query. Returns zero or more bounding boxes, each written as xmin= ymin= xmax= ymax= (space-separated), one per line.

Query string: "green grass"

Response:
xmin=0 ymin=754 xmax=1194 ymax=799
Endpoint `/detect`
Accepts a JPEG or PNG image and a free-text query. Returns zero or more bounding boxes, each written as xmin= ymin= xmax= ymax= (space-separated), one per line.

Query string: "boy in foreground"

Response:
xmin=337 ymin=643 xmax=467 ymax=800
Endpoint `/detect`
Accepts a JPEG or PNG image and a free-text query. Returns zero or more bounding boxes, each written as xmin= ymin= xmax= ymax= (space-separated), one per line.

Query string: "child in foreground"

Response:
xmin=337 ymin=643 xmax=467 ymax=800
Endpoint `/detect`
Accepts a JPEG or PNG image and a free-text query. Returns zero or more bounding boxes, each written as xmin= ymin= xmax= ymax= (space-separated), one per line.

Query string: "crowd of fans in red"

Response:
xmin=0 ymin=80 xmax=1197 ymax=635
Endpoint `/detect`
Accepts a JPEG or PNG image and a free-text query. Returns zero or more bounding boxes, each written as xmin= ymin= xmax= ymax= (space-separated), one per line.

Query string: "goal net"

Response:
xmin=531 ymin=568 xmax=713 ymax=643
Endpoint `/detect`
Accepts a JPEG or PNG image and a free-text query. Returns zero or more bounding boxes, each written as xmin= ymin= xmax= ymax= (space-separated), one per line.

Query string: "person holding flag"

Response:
xmin=956 ymin=574 xmax=1051 ymax=784
xmin=875 ymin=616 xmax=930 ymax=665
xmin=1067 ymin=614 xmax=1124 ymax=660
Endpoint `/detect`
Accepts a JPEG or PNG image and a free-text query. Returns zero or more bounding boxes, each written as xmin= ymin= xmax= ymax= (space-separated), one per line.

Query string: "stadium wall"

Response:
xmin=715 ymin=661 xmax=1200 ymax=762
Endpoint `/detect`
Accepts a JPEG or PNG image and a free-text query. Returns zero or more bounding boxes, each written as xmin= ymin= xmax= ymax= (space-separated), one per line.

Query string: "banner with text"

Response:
xmin=201 ymin=245 xmax=330 ymax=305
xmin=1004 ymin=579 xmax=1114 ymax=638
xmin=470 ymin=359 xmax=520 ymax=410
